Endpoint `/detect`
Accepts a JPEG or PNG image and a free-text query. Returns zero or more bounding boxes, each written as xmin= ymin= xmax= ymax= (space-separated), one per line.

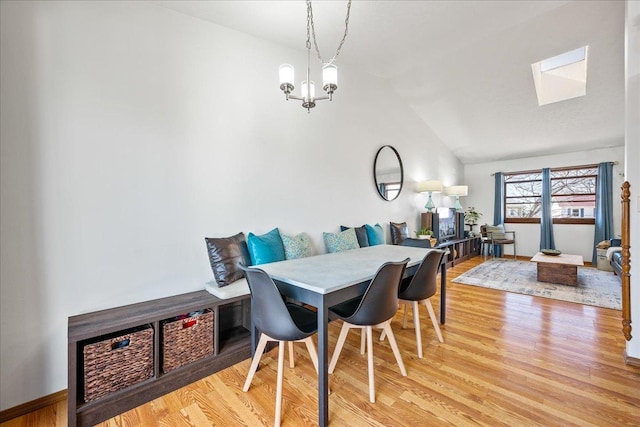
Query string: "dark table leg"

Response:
xmin=440 ymin=262 xmax=446 ymax=324
xmin=318 ymin=300 xmax=329 ymax=427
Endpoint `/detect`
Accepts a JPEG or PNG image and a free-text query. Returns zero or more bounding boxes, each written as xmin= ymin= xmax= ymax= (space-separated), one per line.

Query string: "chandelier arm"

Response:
xmin=286 ymin=94 xmax=330 ymax=102
xmin=307 ymin=0 xmax=351 ymax=65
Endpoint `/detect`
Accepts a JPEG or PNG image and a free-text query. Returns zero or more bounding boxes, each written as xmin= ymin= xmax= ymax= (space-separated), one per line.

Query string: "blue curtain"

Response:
xmin=592 ymin=162 xmax=614 ymax=264
xmin=540 ymin=168 xmax=556 ymax=250
xmin=493 ymin=172 xmax=504 ymax=257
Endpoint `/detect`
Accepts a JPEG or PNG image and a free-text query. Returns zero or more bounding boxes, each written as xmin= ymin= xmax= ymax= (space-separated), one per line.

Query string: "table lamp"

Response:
xmin=417 ymin=180 xmax=443 ymax=212
xmin=444 ymin=185 xmax=468 ymax=212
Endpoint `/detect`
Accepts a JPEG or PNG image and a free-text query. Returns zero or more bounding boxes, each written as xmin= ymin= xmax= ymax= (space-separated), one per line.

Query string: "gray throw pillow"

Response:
xmin=205 ymin=232 xmax=251 ymax=287
xmin=390 ymin=222 xmax=409 ymax=245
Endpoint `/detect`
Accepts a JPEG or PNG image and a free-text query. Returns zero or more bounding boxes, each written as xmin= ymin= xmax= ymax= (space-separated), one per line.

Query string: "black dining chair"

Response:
xmin=381 ymin=250 xmax=446 ymax=358
xmin=401 ymin=238 xmax=433 ymax=248
xmin=328 ymin=258 xmax=409 ymax=403
xmin=240 ymin=266 xmax=319 ymax=427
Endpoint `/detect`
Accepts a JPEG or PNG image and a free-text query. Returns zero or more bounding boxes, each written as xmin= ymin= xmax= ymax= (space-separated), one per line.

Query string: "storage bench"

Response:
xmin=68 ymin=290 xmax=251 ymax=427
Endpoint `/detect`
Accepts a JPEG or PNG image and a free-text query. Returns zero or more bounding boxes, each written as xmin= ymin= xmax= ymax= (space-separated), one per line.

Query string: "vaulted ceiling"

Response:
xmin=154 ymin=1 xmax=625 ymax=164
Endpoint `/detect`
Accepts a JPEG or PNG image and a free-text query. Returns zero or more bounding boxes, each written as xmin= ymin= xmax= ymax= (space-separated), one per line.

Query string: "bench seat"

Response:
xmin=205 ymin=278 xmax=250 ymax=299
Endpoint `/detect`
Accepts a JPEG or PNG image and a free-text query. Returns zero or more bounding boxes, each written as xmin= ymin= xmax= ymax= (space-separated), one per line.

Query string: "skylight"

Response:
xmin=532 ymin=46 xmax=588 ymax=106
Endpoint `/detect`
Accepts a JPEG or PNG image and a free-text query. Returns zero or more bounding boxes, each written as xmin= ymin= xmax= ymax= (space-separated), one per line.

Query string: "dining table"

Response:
xmin=258 ymin=244 xmax=447 ymax=426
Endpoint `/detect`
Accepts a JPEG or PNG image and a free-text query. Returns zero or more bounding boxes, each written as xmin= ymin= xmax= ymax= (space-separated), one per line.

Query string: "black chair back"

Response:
xmin=398 ymin=250 xmax=445 ymax=301
xmin=401 ymin=238 xmax=432 ymax=248
xmin=342 ymin=258 xmax=409 ymax=326
xmin=240 ymin=265 xmax=316 ymax=342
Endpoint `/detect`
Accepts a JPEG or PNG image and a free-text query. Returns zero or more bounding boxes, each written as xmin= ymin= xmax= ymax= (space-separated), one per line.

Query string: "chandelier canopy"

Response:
xmin=279 ymin=0 xmax=352 ymax=112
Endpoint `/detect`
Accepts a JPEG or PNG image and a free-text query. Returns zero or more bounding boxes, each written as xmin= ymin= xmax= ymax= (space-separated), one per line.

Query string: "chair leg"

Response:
xmin=381 ymin=301 xmax=406 ymax=341
xmin=366 ymin=325 xmax=375 ymax=403
xmin=402 ymin=303 xmax=409 ymax=329
xmin=380 ymin=321 xmax=407 ymax=377
xmin=412 ymin=300 xmax=423 ymax=358
xmin=288 ymin=341 xmax=295 ymax=368
xmin=275 ymin=341 xmax=285 ymax=427
xmin=302 ymin=336 xmax=329 ymax=395
xmin=329 ymin=322 xmax=351 ymax=374
xmin=302 ymin=337 xmax=319 ymax=374
xmin=360 ymin=328 xmax=366 ymax=354
xmin=335 ymin=322 xmax=404 ymax=403
xmin=243 ymin=333 xmax=270 ymax=392
xmin=423 ymin=299 xmax=444 ymax=343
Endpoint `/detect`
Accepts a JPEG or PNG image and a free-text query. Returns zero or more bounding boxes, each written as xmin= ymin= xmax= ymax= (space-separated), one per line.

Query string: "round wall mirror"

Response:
xmin=374 ymin=145 xmax=403 ymax=201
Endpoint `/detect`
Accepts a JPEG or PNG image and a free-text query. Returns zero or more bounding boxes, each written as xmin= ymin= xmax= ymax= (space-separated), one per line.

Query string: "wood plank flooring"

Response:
xmin=3 ymin=256 xmax=639 ymax=426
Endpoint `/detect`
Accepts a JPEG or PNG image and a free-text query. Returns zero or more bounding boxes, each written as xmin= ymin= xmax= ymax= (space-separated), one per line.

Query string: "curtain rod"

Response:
xmin=489 ymin=161 xmax=619 ymax=176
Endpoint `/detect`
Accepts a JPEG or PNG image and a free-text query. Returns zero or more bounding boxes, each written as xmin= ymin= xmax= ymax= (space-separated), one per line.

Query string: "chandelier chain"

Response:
xmin=306 ymin=0 xmax=351 ymax=65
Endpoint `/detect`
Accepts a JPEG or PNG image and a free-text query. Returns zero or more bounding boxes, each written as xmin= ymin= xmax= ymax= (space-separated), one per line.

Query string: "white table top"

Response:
xmin=531 ymin=252 xmax=584 ymax=266
xmin=257 ymin=245 xmax=434 ymax=295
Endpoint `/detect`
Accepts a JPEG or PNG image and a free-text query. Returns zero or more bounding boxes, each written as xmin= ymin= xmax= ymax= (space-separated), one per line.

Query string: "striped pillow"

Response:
xmin=485 ymin=224 xmax=506 ymax=240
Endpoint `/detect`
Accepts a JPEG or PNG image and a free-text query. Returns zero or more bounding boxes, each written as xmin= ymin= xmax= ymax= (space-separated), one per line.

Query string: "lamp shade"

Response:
xmin=322 ymin=64 xmax=338 ymax=87
xmin=301 ymin=80 xmax=315 ymax=100
xmin=416 ymin=180 xmax=443 ymax=193
xmin=279 ymin=64 xmax=294 ymax=86
xmin=444 ymin=185 xmax=468 ymax=197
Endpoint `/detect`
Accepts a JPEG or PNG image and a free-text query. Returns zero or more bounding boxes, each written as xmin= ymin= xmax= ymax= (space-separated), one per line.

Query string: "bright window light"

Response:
xmin=540 ymin=47 xmax=587 ymax=72
xmin=532 ymin=46 xmax=588 ymax=106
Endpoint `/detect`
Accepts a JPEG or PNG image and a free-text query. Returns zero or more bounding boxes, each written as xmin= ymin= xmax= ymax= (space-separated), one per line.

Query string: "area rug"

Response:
xmin=452 ymin=260 xmax=621 ymax=310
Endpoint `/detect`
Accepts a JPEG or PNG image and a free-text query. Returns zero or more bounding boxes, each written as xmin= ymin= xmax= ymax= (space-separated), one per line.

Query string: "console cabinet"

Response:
xmin=435 ymin=236 xmax=481 ymax=269
xmin=68 ymin=291 xmax=251 ymax=427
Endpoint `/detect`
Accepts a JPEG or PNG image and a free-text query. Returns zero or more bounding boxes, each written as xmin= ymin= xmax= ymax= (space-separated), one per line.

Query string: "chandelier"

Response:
xmin=278 ymin=0 xmax=351 ymax=112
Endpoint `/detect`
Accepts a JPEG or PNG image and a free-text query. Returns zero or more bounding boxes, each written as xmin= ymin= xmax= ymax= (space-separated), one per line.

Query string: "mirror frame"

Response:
xmin=373 ymin=145 xmax=404 ymax=201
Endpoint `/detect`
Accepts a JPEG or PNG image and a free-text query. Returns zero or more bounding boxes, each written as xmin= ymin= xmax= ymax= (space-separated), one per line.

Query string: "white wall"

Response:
xmin=624 ymin=0 xmax=640 ymax=360
xmin=464 ymin=147 xmax=625 ymax=260
xmin=0 ymin=1 xmax=463 ymax=409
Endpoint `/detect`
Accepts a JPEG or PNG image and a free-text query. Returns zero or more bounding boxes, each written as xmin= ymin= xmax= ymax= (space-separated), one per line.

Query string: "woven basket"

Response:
xmin=83 ymin=325 xmax=154 ymax=402
xmin=162 ymin=309 xmax=214 ymax=373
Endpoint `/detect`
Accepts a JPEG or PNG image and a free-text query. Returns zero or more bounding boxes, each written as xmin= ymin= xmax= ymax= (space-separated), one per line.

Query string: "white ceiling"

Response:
xmin=154 ymin=0 xmax=625 ymax=164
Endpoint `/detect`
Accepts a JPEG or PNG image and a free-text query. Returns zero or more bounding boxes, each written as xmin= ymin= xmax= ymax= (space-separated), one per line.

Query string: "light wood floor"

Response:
xmin=3 ymin=256 xmax=640 ymax=426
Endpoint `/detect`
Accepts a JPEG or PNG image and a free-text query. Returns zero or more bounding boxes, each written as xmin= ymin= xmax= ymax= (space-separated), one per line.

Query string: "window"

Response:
xmin=383 ymin=183 xmax=401 ymax=201
xmin=531 ymin=46 xmax=588 ymax=106
xmin=504 ymin=165 xmax=597 ymax=224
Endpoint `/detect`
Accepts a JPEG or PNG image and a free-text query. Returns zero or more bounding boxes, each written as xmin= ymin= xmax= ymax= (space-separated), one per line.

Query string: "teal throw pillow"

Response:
xmin=281 ymin=232 xmax=313 ymax=260
xmin=365 ymin=223 xmax=385 ymax=246
xmin=323 ymin=228 xmax=360 ymax=253
xmin=247 ymin=228 xmax=286 ymax=265
xmin=485 ymin=224 xmax=506 ymax=240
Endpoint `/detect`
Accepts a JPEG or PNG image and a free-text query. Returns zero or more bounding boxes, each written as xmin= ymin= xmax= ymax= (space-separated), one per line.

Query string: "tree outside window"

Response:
xmin=504 ymin=166 xmax=597 ymax=224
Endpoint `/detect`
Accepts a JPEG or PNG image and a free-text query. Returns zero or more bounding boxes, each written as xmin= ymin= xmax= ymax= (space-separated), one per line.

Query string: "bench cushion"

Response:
xmin=205 ymin=278 xmax=250 ymax=299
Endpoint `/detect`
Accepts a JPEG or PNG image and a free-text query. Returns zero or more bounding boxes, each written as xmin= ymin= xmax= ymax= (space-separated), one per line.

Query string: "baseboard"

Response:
xmin=624 ymin=350 xmax=640 ymax=368
xmin=0 ymin=389 xmax=67 ymax=423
